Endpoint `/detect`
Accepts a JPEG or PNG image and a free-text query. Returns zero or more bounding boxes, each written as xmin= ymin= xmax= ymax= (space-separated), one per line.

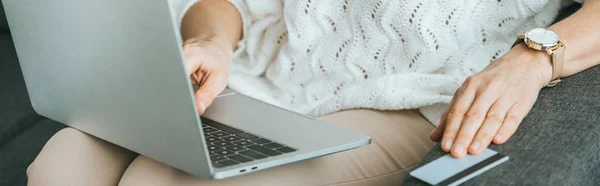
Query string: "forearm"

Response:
xmin=180 ymin=0 xmax=242 ymax=50
xmin=549 ymin=0 xmax=600 ymax=77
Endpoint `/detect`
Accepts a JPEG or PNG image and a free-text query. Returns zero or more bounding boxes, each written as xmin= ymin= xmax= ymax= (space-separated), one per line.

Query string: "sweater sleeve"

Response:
xmin=168 ymin=0 xmax=283 ymax=78
xmin=227 ymin=0 xmax=285 ymax=76
xmin=168 ymin=0 xmax=198 ymax=29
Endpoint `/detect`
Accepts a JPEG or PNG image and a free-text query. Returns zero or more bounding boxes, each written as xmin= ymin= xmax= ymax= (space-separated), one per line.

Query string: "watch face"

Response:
xmin=525 ymin=28 xmax=559 ymax=46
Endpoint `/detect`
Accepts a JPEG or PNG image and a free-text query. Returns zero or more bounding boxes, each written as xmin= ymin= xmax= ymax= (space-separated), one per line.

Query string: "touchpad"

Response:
xmin=216 ymin=88 xmax=236 ymax=98
xmin=191 ymin=86 xmax=235 ymax=98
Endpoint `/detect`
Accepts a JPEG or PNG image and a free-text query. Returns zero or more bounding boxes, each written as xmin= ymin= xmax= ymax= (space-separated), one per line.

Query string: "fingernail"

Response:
xmin=454 ymin=144 xmax=465 ymax=154
xmin=444 ymin=139 xmax=453 ymax=150
xmin=495 ymin=134 xmax=503 ymax=142
xmin=470 ymin=141 xmax=480 ymax=150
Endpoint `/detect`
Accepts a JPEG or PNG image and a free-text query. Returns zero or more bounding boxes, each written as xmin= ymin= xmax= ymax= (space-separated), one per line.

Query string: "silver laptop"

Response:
xmin=3 ymin=0 xmax=370 ymax=179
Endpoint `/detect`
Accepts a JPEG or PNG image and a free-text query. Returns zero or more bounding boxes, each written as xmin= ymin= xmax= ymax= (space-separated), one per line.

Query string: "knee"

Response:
xmin=119 ymin=156 xmax=186 ymax=186
xmin=51 ymin=127 xmax=88 ymax=141
xmin=27 ymin=128 xmax=137 ymax=186
xmin=41 ymin=127 xmax=87 ymax=147
xmin=27 ymin=128 xmax=82 ymax=177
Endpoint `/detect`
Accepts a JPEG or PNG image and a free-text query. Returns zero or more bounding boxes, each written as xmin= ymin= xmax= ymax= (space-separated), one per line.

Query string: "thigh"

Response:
xmin=27 ymin=128 xmax=138 ymax=186
xmin=119 ymin=109 xmax=436 ymax=186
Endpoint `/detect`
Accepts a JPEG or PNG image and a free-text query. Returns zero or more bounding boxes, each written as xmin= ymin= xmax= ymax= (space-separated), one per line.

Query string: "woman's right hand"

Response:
xmin=183 ymin=37 xmax=233 ymax=114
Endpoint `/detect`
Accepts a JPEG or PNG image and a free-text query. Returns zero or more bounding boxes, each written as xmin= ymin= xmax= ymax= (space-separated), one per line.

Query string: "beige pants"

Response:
xmin=27 ymin=109 xmax=435 ymax=186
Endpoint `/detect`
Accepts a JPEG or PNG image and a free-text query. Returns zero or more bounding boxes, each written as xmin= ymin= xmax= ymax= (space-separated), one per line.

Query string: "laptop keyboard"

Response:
xmin=201 ymin=117 xmax=298 ymax=168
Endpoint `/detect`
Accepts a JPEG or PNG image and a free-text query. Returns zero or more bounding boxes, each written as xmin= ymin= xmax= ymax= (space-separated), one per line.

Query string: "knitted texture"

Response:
xmin=172 ymin=0 xmax=580 ymax=125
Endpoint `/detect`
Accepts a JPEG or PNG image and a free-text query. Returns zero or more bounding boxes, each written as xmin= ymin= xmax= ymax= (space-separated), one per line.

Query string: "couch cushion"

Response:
xmin=0 ymin=120 xmax=65 ymax=186
xmin=0 ymin=3 xmax=8 ymax=32
xmin=404 ymin=65 xmax=600 ymax=185
xmin=0 ymin=33 xmax=39 ymax=146
xmin=0 ymin=1 xmax=42 ymax=144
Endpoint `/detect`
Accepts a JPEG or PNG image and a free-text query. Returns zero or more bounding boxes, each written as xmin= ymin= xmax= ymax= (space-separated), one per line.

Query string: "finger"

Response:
xmin=183 ymin=44 xmax=205 ymax=76
xmin=441 ymin=78 xmax=477 ymax=152
xmin=468 ymin=96 xmax=514 ymax=154
xmin=431 ymin=102 xmax=453 ymax=142
xmin=194 ymin=70 xmax=228 ymax=115
xmin=493 ymin=102 xmax=531 ymax=144
xmin=190 ymin=70 xmax=205 ymax=87
xmin=193 ymin=70 xmax=205 ymax=85
xmin=451 ymin=81 xmax=503 ymax=157
xmin=430 ymin=117 xmax=446 ymax=142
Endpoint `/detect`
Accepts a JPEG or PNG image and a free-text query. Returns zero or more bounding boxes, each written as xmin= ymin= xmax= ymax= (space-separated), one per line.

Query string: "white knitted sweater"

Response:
xmin=171 ymin=0 xmax=582 ymax=125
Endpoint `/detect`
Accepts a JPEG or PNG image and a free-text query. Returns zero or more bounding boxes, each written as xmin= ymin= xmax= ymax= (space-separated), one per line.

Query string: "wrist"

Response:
xmin=184 ymin=35 xmax=234 ymax=53
xmin=184 ymin=36 xmax=235 ymax=62
xmin=507 ymin=43 xmax=554 ymax=88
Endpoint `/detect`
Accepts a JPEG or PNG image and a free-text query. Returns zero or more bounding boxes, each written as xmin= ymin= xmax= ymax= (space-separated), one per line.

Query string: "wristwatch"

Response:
xmin=512 ymin=28 xmax=565 ymax=87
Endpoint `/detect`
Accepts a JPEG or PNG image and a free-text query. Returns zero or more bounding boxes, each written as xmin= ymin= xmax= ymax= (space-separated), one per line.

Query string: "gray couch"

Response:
xmin=0 ymin=2 xmax=595 ymax=186
xmin=0 ymin=3 xmax=7 ymax=31
xmin=404 ymin=65 xmax=600 ymax=185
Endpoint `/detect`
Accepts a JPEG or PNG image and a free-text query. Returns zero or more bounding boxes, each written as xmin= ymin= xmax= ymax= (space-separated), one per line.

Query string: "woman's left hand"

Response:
xmin=430 ymin=43 xmax=554 ymax=158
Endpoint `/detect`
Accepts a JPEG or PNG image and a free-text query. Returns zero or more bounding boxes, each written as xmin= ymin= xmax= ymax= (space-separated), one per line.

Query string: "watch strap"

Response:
xmin=548 ymin=43 xmax=565 ymax=87
xmin=512 ymin=34 xmax=525 ymax=48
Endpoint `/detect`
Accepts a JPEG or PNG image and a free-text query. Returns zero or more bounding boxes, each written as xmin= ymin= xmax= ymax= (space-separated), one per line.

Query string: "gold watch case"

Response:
xmin=517 ymin=33 xmax=565 ymax=56
xmin=512 ymin=28 xmax=565 ymax=87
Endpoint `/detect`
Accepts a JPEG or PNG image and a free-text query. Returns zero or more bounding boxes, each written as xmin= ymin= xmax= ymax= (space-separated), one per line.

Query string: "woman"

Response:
xmin=27 ymin=0 xmax=600 ymax=185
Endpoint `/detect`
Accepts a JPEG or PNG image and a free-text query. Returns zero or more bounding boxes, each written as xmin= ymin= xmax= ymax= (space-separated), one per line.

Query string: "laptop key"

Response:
xmin=207 ymin=145 xmax=222 ymax=151
xmin=239 ymin=150 xmax=268 ymax=160
xmin=237 ymin=133 xmax=260 ymax=140
xmin=224 ymin=145 xmax=246 ymax=152
xmin=222 ymin=136 xmax=243 ymax=142
xmin=263 ymin=142 xmax=284 ymax=149
xmin=247 ymin=145 xmax=282 ymax=156
xmin=210 ymin=155 xmax=226 ymax=162
xmin=212 ymin=162 xmax=226 ymax=168
xmin=211 ymin=139 xmax=224 ymax=146
xmin=203 ymin=127 xmax=218 ymax=133
xmin=234 ymin=140 xmax=255 ymax=147
xmin=206 ymin=137 xmax=218 ymax=142
xmin=227 ymin=154 xmax=253 ymax=163
xmin=275 ymin=147 xmax=297 ymax=153
xmin=216 ymin=159 xmax=239 ymax=167
xmin=216 ymin=149 xmax=234 ymax=156
xmin=213 ymin=131 xmax=230 ymax=138
xmin=203 ymin=118 xmax=245 ymax=134
xmin=250 ymin=138 xmax=271 ymax=144
xmin=213 ymin=141 xmax=235 ymax=148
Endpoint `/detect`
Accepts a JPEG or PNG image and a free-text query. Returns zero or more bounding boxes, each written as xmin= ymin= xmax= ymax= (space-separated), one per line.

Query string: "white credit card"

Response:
xmin=410 ymin=148 xmax=509 ymax=186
